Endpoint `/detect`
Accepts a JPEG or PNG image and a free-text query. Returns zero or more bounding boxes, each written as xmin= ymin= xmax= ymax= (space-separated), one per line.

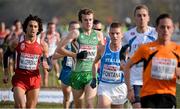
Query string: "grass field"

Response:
xmin=1 ymin=65 xmax=180 ymax=108
xmin=0 ymin=101 xmax=63 ymax=108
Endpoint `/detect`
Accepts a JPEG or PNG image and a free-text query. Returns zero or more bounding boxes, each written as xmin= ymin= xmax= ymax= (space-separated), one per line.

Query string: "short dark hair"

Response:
xmin=155 ymin=13 xmax=173 ymax=27
xmin=13 ymin=19 xmax=21 ymax=25
xmin=110 ymin=22 xmax=122 ymax=28
xmin=23 ymin=14 xmax=43 ymax=35
xmin=78 ymin=8 xmax=94 ymax=22
xmin=93 ymin=19 xmax=101 ymax=25
xmin=47 ymin=22 xmax=55 ymax=26
xmin=69 ymin=20 xmax=79 ymax=27
xmin=134 ymin=4 xmax=149 ymax=16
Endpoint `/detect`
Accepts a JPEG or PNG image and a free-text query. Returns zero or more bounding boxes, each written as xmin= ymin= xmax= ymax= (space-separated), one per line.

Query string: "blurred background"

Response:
xmin=0 ymin=0 xmax=179 ymax=26
xmin=0 ymin=0 xmax=180 ymax=108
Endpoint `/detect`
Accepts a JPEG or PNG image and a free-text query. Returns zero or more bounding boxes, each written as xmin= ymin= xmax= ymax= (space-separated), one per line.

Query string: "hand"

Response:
xmin=3 ymin=75 xmax=9 ymax=84
xmin=42 ymin=57 xmax=53 ymax=72
xmin=120 ymin=60 xmax=126 ymax=70
xmin=127 ymin=88 xmax=135 ymax=103
xmin=76 ymin=51 xmax=88 ymax=59
xmin=90 ymin=78 xmax=97 ymax=89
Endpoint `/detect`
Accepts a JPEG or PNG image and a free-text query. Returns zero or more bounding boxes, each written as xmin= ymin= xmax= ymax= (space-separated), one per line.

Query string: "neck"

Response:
xmin=15 ymin=29 xmax=22 ymax=34
xmin=157 ymin=39 xmax=171 ymax=46
xmin=137 ymin=26 xmax=148 ymax=33
xmin=48 ymin=31 xmax=54 ymax=34
xmin=110 ymin=42 xmax=121 ymax=51
xmin=83 ymin=28 xmax=92 ymax=35
xmin=25 ymin=35 xmax=36 ymax=43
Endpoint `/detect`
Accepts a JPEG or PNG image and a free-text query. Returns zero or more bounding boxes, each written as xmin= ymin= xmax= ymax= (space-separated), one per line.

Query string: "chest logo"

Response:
xmin=20 ymin=43 xmax=25 ymax=51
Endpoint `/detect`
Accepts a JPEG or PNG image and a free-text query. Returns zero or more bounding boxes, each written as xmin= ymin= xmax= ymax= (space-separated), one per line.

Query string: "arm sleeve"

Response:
xmin=120 ymin=44 xmax=129 ymax=61
xmin=130 ymin=45 xmax=145 ymax=64
xmin=3 ymin=47 xmax=14 ymax=69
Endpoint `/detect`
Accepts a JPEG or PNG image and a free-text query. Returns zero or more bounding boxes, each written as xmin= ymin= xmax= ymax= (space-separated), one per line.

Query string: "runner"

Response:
xmin=90 ymin=22 xmax=127 ymax=108
xmin=3 ymin=20 xmax=24 ymax=76
xmin=0 ymin=22 xmax=8 ymax=66
xmin=93 ymin=19 xmax=103 ymax=31
xmin=123 ymin=4 xmax=157 ymax=108
xmin=56 ymin=8 xmax=104 ymax=108
xmin=3 ymin=15 xmax=49 ymax=108
xmin=124 ymin=13 xmax=180 ymax=108
xmin=53 ymin=20 xmax=80 ymax=108
xmin=41 ymin=22 xmax=60 ymax=87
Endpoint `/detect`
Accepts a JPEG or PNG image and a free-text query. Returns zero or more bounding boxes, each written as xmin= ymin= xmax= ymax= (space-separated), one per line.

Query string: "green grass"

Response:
xmin=0 ymin=65 xmax=61 ymax=89
xmin=177 ymin=84 xmax=180 ymax=107
xmin=1 ymin=65 xmax=180 ymax=108
xmin=0 ymin=101 xmax=63 ymax=108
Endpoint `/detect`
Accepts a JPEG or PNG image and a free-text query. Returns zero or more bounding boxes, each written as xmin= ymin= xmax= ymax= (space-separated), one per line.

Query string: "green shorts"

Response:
xmin=70 ymin=71 xmax=96 ymax=90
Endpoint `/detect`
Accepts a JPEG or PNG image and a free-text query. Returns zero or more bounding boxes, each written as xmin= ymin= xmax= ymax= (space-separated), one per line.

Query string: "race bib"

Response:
xmin=19 ymin=53 xmax=39 ymax=70
xmin=79 ymin=45 xmax=96 ymax=60
xmin=102 ymin=64 xmax=122 ymax=82
xmin=151 ymin=57 xmax=177 ymax=80
xmin=66 ymin=57 xmax=73 ymax=67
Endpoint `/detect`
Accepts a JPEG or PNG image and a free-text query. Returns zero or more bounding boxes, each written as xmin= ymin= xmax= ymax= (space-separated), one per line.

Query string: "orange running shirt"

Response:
xmin=130 ymin=41 xmax=180 ymax=97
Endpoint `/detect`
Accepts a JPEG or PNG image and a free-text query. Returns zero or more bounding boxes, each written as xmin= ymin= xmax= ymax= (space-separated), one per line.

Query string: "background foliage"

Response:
xmin=0 ymin=0 xmax=179 ymax=26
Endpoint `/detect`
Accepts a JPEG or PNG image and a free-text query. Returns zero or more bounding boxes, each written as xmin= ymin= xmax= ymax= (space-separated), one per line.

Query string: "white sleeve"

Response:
xmin=122 ymin=32 xmax=129 ymax=46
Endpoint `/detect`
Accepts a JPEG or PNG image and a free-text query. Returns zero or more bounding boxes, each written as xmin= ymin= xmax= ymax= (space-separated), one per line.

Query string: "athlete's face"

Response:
xmin=48 ymin=24 xmax=56 ymax=33
xmin=69 ymin=23 xmax=80 ymax=31
xmin=26 ymin=20 xmax=39 ymax=38
xmin=15 ymin=21 xmax=22 ymax=30
xmin=81 ymin=14 xmax=93 ymax=31
xmin=93 ymin=23 xmax=102 ymax=31
xmin=109 ymin=27 xmax=123 ymax=44
xmin=156 ymin=18 xmax=174 ymax=42
xmin=134 ymin=8 xmax=150 ymax=28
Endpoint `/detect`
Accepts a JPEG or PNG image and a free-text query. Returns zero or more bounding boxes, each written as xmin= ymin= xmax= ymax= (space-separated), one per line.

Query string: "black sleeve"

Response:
xmin=120 ymin=44 xmax=129 ymax=61
xmin=46 ymin=57 xmax=53 ymax=72
xmin=3 ymin=47 xmax=14 ymax=69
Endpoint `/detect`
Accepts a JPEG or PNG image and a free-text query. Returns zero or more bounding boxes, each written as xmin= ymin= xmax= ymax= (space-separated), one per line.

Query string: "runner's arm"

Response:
xmin=41 ymin=41 xmax=53 ymax=71
xmin=56 ymin=30 xmax=79 ymax=58
xmin=97 ymin=31 xmax=105 ymax=46
xmin=124 ymin=59 xmax=134 ymax=91
xmin=52 ymin=52 xmax=64 ymax=60
xmin=92 ymin=45 xmax=104 ymax=78
xmin=3 ymin=38 xmax=18 ymax=83
xmin=176 ymin=57 xmax=180 ymax=78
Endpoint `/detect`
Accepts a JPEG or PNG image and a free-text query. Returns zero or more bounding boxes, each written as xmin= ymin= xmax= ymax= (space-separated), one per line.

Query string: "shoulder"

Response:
xmin=40 ymin=32 xmax=46 ymax=38
xmin=147 ymin=26 xmax=157 ymax=36
xmin=55 ymin=32 xmax=60 ymax=36
xmin=124 ymin=27 xmax=137 ymax=40
xmin=148 ymin=26 xmax=155 ymax=31
xmin=41 ymin=32 xmax=46 ymax=36
xmin=171 ymin=42 xmax=180 ymax=52
xmin=62 ymin=29 xmax=80 ymax=43
xmin=140 ymin=41 xmax=157 ymax=52
xmin=40 ymin=39 xmax=48 ymax=48
xmin=71 ymin=29 xmax=80 ymax=36
xmin=124 ymin=27 xmax=136 ymax=35
xmin=9 ymin=36 xmax=20 ymax=51
xmin=67 ymin=29 xmax=79 ymax=39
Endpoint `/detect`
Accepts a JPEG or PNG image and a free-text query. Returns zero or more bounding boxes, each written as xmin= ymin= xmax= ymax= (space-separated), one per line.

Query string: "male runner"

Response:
xmin=123 ymin=4 xmax=157 ymax=108
xmin=56 ymin=8 xmax=104 ymax=108
xmin=3 ymin=15 xmax=49 ymax=108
